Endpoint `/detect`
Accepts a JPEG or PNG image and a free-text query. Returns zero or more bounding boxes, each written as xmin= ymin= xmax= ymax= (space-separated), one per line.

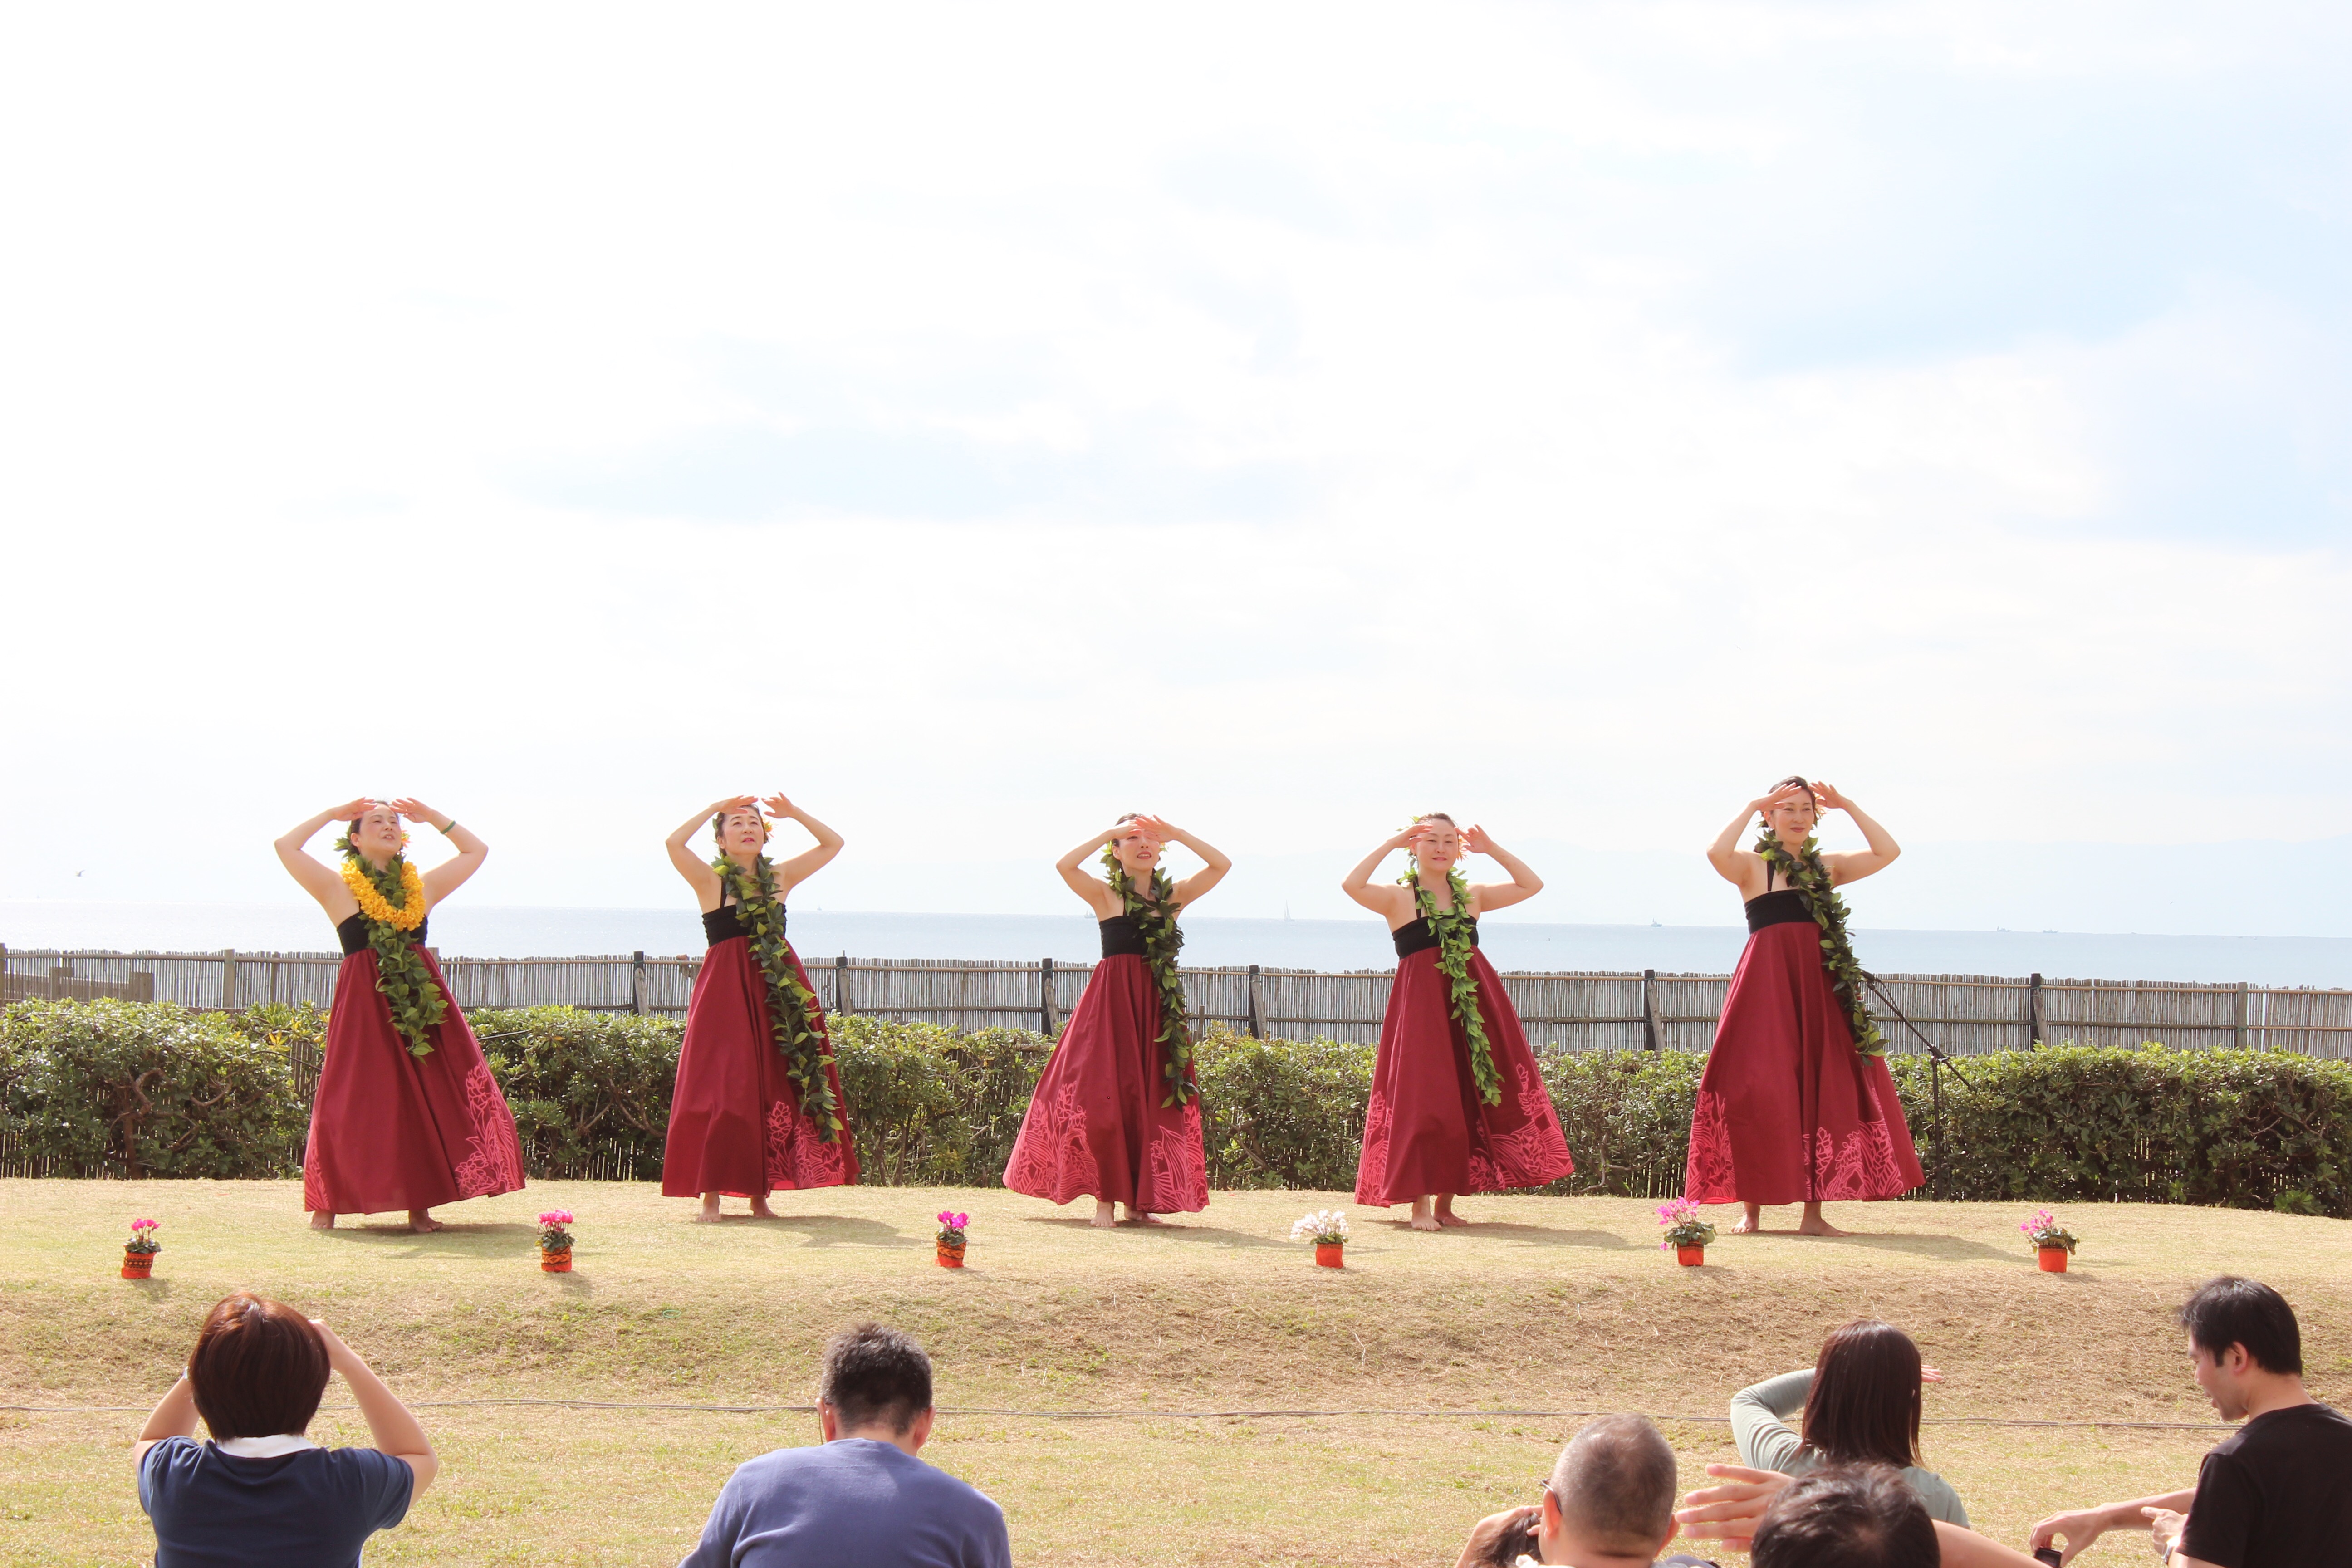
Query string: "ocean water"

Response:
xmin=6 ymin=902 xmax=2352 ymax=985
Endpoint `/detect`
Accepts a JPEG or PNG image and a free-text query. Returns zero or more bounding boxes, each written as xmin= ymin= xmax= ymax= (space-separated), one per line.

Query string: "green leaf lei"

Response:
xmin=1399 ymin=865 xmax=1504 ymax=1105
xmin=711 ymin=851 xmax=843 ymax=1141
xmin=1753 ymin=829 xmax=1887 ymax=1058
xmin=335 ymin=833 xmax=446 ymax=1058
xmin=1098 ymin=845 xmax=1197 ymax=1107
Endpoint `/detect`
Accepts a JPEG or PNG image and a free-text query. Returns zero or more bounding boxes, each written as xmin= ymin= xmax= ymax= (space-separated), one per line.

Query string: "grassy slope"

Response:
xmin=3 ymin=1181 xmax=2346 ymax=1567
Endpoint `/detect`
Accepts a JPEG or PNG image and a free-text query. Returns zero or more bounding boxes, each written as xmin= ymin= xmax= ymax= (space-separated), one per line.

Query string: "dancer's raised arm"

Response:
xmin=763 ymin=794 xmax=844 ymax=895
xmin=274 ymin=799 xmax=376 ymax=911
xmin=1339 ymin=827 xmax=1421 ymax=921
xmin=1124 ymin=815 xmax=1230 ymax=906
xmin=1460 ymin=825 xmax=1541 ymax=915
xmin=1056 ymin=825 xmax=1130 ymax=915
xmin=394 ymin=799 xmax=486 ymax=905
xmin=666 ymin=797 xmax=755 ymax=900
xmin=1808 ymin=781 xmax=1900 ymax=885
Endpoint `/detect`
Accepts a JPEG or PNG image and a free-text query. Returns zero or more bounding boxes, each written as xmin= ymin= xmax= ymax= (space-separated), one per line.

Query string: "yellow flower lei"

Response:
xmin=341 ymin=860 xmax=427 ymax=931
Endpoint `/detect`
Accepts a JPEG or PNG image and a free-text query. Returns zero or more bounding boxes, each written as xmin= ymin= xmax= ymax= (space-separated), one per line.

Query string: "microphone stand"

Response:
xmin=1860 ymin=970 xmax=1970 ymax=1201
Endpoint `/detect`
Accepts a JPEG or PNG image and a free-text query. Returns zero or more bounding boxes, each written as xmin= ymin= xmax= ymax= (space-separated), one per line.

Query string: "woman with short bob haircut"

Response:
xmin=136 ymin=1292 xmax=436 ymax=1566
xmin=1730 ymin=1318 xmax=1969 ymax=1526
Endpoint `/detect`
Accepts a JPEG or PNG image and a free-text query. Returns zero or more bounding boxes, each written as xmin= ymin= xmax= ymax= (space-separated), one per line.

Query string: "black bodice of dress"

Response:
xmin=704 ymin=901 xmax=781 ymax=947
xmin=1744 ymin=889 xmax=1815 ymax=933
xmin=1099 ymin=915 xmax=1150 ymax=958
xmin=337 ymin=912 xmax=427 ymax=955
xmin=1393 ymin=914 xmax=1478 ymax=959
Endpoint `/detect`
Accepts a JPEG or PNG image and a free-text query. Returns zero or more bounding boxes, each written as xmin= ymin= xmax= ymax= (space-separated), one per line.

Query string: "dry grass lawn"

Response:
xmin=3 ymin=1180 xmax=2346 ymax=1566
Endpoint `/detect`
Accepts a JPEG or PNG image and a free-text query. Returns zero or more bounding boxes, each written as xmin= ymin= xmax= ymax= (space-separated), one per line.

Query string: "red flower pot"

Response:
xmin=1315 ymin=1242 xmax=1344 ymax=1269
xmin=121 ymin=1250 xmax=154 ymax=1279
xmin=541 ymin=1248 xmax=573 ymax=1274
xmin=1676 ymin=1245 xmax=1705 ymax=1268
xmin=2038 ymin=1246 xmax=2068 ymax=1273
xmin=937 ymin=1241 xmax=966 ymax=1269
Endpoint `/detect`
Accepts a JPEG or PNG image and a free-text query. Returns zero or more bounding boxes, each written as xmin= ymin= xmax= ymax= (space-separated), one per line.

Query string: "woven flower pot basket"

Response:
xmin=1314 ymin=1242 xmax=1344 ymax=1269
xmin=121 ymin=1250 xmax=154 ymax=1279
xmin=2037 ymin=1247 xmax=2068 ymax=1274
xmin=541 ymin=1247 xmax=573 ymax=1274
xmin=1676 ymin=1245 xmax=1705 ymax=1268
xmin=937 ymin=1241 xmax=966 ymax=1269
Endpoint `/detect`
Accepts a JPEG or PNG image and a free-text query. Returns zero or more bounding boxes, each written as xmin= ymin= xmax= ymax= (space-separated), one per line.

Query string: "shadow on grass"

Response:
xmin=311 ymin=1222 xmax=542 ymax=1260
xmin=1811 ymin=1232 xmax=2015 ymax=1263
xmin=1358 ymin=1219 xmax=1634 ymax=1250
xmin=767 ymin=1214 xmax=925 ymax=1249
xmin=1012 ymin=1215 xmax=1289 ymax=1250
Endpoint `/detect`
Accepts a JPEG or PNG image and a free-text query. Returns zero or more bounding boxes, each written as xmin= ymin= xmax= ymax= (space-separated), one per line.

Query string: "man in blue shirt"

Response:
xmin=681 ymin=1322 xmax=1012 ymax=1568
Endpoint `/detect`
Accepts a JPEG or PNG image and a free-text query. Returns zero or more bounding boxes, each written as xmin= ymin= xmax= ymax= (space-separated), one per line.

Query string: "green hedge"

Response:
xmin=7 ymin=998 xmax=2352 ymax=1215
xmin=0 ymin=1000 xmax=311 ymax=1178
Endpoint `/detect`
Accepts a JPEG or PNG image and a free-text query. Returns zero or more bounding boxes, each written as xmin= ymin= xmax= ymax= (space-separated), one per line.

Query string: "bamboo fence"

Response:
xmin=5 ymin=944 xmax=2348 ymax=1058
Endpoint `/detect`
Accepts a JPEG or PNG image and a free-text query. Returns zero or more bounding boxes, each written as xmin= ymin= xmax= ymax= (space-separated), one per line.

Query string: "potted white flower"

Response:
xmin=1291 ymin=1210 xmax=1350 ymax=1269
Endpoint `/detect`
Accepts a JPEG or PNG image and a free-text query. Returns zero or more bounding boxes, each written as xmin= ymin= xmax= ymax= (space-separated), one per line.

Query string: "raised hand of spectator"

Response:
xmin=1451 ymin=1504 xmax=1540 ymax=1568
xmin=1673 ymin=1463 xmax=1794 ymax=1546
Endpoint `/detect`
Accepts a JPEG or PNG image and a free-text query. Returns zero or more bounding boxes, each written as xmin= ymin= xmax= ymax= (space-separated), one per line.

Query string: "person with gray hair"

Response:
xmin=1450 ymin=1414 xmax=1720 ymax=1568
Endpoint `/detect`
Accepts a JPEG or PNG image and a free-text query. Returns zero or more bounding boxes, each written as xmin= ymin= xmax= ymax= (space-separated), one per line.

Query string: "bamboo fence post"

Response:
xmin=1246 ymin=965 xmax=1264 ymax=1039
xmin=2235 ymin=981 xmax=2249 ymax=1050
xmin=219 ymin=949 xmax=237 ymax=1012
xmin=1642 ymin=969 xmax=1661 ymax=1052
xmin=1039 ymin=956 xmax=1057 ymax=1036
xmin=833 ymin=953 xmax=849 ymax=1015
xmin=2027 ymin=972 xmax=2043 ymax=1048
xmin=631 ymin=951 xmax=648 ymax=1016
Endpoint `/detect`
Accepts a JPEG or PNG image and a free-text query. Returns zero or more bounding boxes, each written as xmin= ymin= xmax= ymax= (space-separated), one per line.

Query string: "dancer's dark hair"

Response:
xmin=1767 ymin=775 xmax=1819 ymax=814
xmin=1801 ymin=1319 xmax=1923 ymax=1469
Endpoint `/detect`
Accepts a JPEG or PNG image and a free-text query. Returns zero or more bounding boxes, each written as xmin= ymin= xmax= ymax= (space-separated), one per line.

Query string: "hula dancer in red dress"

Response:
xmin=1684 ymin=777 xmax=1923 ymax=1235
xmin=1004 ymin=814 xmax=1230 ymax=1228
xmin=274 ymin=799 xmax=526 ymax=1233
xmin=1343 ymin=815 xmax=1575 ymax=1231
xmin=661 ymin=794 xmax=858 ymax=1221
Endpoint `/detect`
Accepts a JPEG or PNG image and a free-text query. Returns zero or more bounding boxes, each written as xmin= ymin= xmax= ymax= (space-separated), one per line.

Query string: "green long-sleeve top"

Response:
xmin=1729 ymin=1369 xmax=1970 ymax=1527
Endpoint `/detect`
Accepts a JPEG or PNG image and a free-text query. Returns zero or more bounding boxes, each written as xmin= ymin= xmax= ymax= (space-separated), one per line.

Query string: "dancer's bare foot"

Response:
xmin=1433 ymin=1196 xmax=1469 ymax=1228
xmin=749 ymin=1198 xmax=779 ymax=1220
xmin=407 ymin=1209 xmax=443 ymax=1234
xmin=1090 ymin=1200 xmax=1118 ymax=1229
xmin=1410 ymin=1197 xmax=1442 ymax=1232
xmin=309 ymin=1211 xmax=336 ymax=1231
xmin=1796 ymin=1203 xmax=1847 ymax=1237
xmin=1125 ymin=1208 xmax=1168 ymax=1226
xmin=1730 ymin=1203 xmax=1764 ymax=1235
xmin=694 ymin=1195 xmax=724 ymax=1224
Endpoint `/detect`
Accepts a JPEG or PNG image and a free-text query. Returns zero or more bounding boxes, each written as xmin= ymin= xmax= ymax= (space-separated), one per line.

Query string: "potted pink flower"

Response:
xmin=1657 ymin=1198 xmax=1716 ymax=1267
xmin=122 ymin=1218 xmax=162 ymax=1279
xmin=2021 ymin=1208 xmax=2077 ymax=1273
xmin=936 ymin=1211 xmax=969 ymax=1268
xmin=538 ymin=1210 xmax=575 ymax=1273
xmin=1290 ymin=1210 xmax=1351 ymax=1268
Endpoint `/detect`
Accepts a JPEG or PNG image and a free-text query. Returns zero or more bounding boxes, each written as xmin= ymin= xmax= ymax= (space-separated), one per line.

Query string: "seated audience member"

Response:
xmin=1680 ymin=1464 xmax=2044 ymax=1568
xmin=1451 ymin=1414 xmax=1721 ymax=1568
xmin=681 ymin=1322 xmax=1011 ymax=1568
xmin=1732 ymin=1318 xmax=1969 ymax=1525
xmin=1749 ymin=1465 xmax=1937 ymax=1568
xmin=136 ymin=1293 xmax=434 ymax=1568
xmin=2028 ymin=1276 xmax=2352 ymax=1568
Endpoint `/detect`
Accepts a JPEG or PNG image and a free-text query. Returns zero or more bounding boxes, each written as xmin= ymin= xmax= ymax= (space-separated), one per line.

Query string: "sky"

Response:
xmin=4 ymin=3 xmax=2350 ymax=933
